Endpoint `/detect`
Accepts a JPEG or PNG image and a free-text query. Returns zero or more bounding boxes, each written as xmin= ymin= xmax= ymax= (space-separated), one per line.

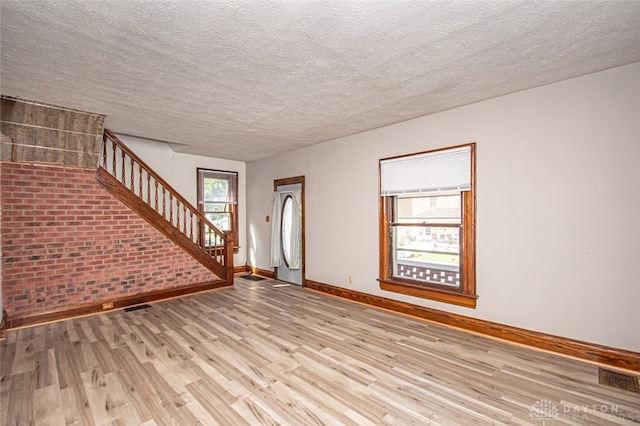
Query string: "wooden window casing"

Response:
xmin=379 ymin=143 xmax=477 ymax=308
xmin=197 ymin=168 xmax=239 ymax=250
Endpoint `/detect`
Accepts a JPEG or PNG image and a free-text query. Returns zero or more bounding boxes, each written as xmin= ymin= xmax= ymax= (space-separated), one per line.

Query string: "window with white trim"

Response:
xmin=378 ymin=143 xmax=477 ymax=308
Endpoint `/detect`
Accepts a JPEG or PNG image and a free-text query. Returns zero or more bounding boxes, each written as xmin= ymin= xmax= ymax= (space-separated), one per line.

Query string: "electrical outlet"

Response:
xmin=348 ymin=276 xmax=353 ymax=284
xmin=102 ymin=302 xmax=114 ymax=310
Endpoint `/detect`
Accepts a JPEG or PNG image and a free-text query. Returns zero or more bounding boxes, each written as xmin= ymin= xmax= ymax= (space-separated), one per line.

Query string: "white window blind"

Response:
xmin=380 ymin=145 xmax=471 ymax=196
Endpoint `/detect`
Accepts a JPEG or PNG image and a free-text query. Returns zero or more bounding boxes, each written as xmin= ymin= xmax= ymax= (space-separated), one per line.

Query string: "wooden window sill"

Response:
xmin=379 ymin=279 xmax=477 ymax=309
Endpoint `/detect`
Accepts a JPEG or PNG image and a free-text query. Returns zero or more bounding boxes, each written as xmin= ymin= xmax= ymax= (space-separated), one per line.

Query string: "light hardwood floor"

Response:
xmin=1 ymin=277 xmax=639 ymax=425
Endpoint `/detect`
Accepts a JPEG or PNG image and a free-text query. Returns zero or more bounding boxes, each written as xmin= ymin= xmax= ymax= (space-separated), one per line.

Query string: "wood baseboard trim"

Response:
xmin=305 ymin=279 xmax=640 ymax=372
xmin=6 ymin=280 xmax=232 ymax=330
xmin=234 ymin=265 xmax=276 ymax=279
xmin=234 ymin=265 xmax=250 ymax=274
xmin=247 ymin=266 xmax=276 ymax=279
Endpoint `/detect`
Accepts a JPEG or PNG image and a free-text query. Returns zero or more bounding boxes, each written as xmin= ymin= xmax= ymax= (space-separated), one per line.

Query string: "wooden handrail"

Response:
xmin=98 ymin=130 xmax=233 ymax=281
xmin=102 ymin=130 xmax=225 ymax=240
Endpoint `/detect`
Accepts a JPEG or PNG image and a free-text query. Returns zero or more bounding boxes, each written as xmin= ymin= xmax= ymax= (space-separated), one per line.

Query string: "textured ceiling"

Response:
xmin=2 ymin=1 xmax=640 ymax=161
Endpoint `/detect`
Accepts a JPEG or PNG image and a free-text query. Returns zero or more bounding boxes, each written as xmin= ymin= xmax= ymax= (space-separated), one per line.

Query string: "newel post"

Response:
xmin=224 ymin=230 xmax=235 ymax=285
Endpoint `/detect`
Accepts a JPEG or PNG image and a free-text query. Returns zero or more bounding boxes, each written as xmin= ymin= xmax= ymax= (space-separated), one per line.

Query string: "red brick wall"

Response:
xmin=1 ymin=162 xmax=216 ymax=317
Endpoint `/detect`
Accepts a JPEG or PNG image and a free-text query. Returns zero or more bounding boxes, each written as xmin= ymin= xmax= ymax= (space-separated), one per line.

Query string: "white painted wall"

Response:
xmin=115 ymin=134 xmax=247 ymax=267
xmin=246 ymin=62 xmax=640 ymax=352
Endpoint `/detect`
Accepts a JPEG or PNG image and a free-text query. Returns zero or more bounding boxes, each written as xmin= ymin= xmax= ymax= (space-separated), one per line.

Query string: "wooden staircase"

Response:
xmin=96 ymin=130 xmax=234 ymax=285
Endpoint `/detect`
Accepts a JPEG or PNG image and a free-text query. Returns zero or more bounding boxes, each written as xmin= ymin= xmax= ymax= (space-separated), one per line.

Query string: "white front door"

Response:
xmin=275 ymin=183 xmax=303 ymax=285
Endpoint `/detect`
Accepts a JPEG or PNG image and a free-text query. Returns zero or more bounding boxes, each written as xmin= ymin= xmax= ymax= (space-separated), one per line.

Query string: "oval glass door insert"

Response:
xmin=281 ymin=195 xmax=294 ymax=267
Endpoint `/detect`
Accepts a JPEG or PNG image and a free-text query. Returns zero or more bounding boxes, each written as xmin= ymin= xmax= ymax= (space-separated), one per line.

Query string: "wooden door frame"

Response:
xmin=273 ymin=176 xmax=305 ymax=286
